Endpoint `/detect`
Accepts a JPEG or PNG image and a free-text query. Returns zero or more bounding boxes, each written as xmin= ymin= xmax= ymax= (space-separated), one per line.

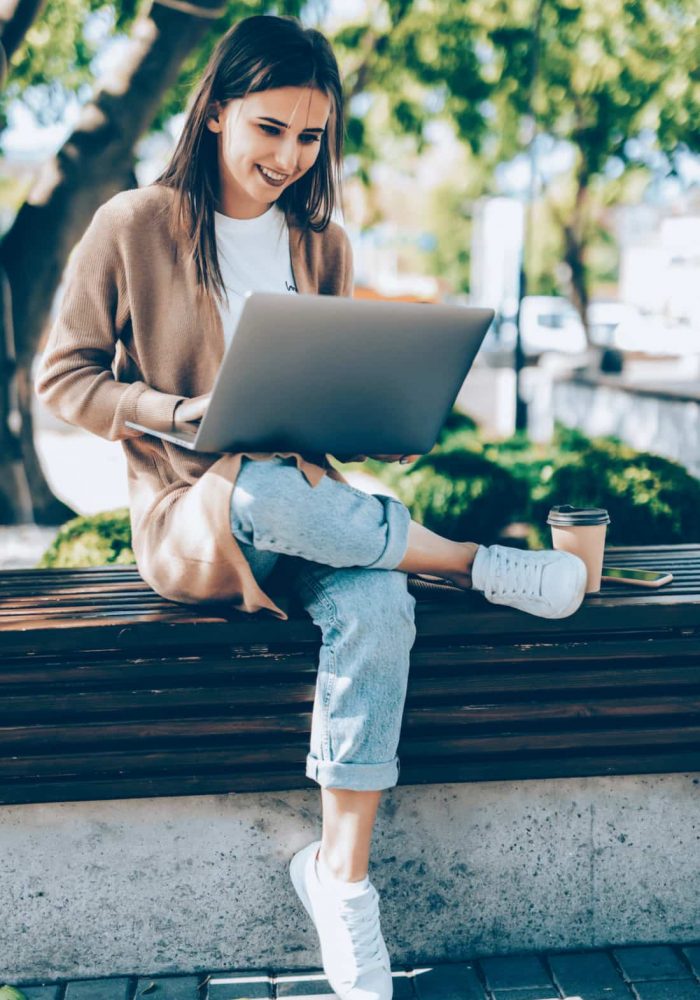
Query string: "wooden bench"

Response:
xmin=1 ymin=543 xmax=699 ymax=806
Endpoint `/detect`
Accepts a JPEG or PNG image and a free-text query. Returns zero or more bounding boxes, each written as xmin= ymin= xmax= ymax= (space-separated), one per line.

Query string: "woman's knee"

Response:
xmin=230 ymin=457 xmax=300 ymax=544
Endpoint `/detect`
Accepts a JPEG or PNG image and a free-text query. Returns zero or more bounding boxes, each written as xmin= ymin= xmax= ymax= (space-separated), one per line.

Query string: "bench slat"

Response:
xmin=1 ymin=659 xmax=699 ymax=722
xmin=1 ymin=695 xmax=699 ymax=753
xmin=2 ymin=749 xmax=699 ymax=806
xmin=2 ymin=725 xmax=700 ymax=780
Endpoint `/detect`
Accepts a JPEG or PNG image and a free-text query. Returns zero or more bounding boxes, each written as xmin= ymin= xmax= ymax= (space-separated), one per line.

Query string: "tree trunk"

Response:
xmin=562 ymin=172 xmax=590 ymax=342
xmin=561 ymin=170 xmax=623 ymax=374
xmin=0 ymin=0 xmax=47 ymax=60
xmin=0 ymin=268 xmax=32 ymax=523
xmin=0 ymin=0 xmax=222 ymax=524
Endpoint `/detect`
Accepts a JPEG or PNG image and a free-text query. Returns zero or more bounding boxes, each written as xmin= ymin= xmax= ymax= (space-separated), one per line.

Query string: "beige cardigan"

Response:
xmin=35 ymin=184 xmax=354 ymax=620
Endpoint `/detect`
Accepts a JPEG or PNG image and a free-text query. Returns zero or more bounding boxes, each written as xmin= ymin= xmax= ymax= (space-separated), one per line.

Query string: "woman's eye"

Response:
xmin=258 ymin=124 xmax=320 ymax=143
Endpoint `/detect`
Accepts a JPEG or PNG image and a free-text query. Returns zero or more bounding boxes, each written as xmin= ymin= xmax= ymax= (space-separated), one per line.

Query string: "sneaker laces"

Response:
xmin=337 ymin=887 xmax=385 ymax=977
xmin=489 ymin=547 xmax=544 ymax=600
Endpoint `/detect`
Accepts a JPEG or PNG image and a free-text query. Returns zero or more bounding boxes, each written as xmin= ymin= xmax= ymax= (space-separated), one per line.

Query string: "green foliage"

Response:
xmin=2 ymin=1 xmax=135 ymax=130
xmin=386 ymin=447 xmax=529 ymax=543
xmin=425 ymin=182 xmax=475 ymax=296
xmin=527 ymin=426 xmax=700 ymax=547
xmin=333 ymin=0 xmax=700 ymax=305
xmin=2 ymin=0 xmax=294 ymax=137
xmin=436 ymin=408 xmax=479 ymax=442
xmin=38 ymin=507 xmax=134 ymax=568
xmin=368 ymin=416 xmax=700 ymax=549
xmin=0 ymin=986 xmax=29 ymax=999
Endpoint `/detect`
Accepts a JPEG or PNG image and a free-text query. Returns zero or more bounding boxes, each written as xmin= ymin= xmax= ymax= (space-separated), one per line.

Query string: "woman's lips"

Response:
xmin=256 ymin=164 xmax=287 ymax=187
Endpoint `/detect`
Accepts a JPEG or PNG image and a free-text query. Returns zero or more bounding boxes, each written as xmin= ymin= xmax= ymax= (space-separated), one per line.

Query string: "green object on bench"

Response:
xmin=37 ymin=508 xmax=134 ymax=568
xmin=1 ymin=545 xmax=699 ymax=806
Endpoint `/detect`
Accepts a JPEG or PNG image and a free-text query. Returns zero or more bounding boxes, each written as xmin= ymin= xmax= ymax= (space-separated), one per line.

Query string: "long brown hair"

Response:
xmin=155 ymin=14 xmax=344 ymax=303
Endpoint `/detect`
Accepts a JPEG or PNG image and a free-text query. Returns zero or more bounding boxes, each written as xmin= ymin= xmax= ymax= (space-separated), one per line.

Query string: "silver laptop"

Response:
xmin=125 ymin=292 xmax=494 ymax=456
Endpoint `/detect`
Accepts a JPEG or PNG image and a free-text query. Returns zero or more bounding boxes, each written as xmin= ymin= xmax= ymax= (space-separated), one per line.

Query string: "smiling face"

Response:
xmin=206 ymin=85 xmax=332 ymax=219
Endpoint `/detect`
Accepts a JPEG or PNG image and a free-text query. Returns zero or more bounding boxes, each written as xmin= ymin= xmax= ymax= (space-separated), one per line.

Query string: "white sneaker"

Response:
xmin=471 ymin=544 xmax=587 ymax=619
xmin=290 ymin=841 xmax=393 ymax=1000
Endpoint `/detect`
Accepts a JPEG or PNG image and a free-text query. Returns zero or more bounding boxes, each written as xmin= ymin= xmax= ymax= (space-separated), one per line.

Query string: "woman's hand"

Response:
xmin=173 ymin=393 xmax=211 ymax=432
xmin=336 ymin=454 xmax=421 ymax=464
xmin=371 ymin=454 xmax=421 ymax=464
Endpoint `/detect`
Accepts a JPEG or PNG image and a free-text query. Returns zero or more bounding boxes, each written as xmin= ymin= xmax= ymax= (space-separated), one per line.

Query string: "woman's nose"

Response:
xmin=273 ymin=132 xmax=298 ymax=173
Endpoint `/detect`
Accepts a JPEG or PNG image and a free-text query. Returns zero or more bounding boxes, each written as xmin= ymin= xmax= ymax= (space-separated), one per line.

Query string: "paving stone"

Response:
xmin=205 ymin=969 xmax=272 ymax=998
xmin=548 ymin=949 xmax=634 ymax=999
xmin=391 ymin=973 xmax=416 ymax=999
xmin=65 ymin=977 xmax=132 ymax=998
xmin=412 ymin=962 xmax=487 ymax=1000
xmin=274 ymin=970 xmax=414 ymax=998
xmin=10 ymin=988 xmax=61 ymax=1000
xmin=631 ymin=983 xmax=700 ymax=1000
xmin=682 ymin=947 xmax=700 ymax=980
xmin=479 ymin=954 xmax=554 ymax=991
xmin=491 ymin=990 xmax=561 ymax=1000
xmin=613 ymin=946 xmax=692 ymax=983
xmin=274 ymin=970 xmax=334 ymax=997
xmin=134 ymin=974 xmax=201 ymax=998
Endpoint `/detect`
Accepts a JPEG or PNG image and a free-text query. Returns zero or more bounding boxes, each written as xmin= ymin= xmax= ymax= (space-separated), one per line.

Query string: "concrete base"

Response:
xmin=1 ymin=773 xmax=699 ymax=982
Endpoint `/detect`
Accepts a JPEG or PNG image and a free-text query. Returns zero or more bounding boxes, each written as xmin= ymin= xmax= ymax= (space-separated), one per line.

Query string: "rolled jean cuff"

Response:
xmin=306 ymin=752 xmax=400 ymax=791
xmin=364 ymin=494 xmax=411 ymax=570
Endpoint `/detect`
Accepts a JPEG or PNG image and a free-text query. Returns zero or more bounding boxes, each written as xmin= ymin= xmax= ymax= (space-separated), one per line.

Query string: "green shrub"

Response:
xmin=368 ymin=431 xmax=529 ymax=544
xmin=368 ymin=416 xmax=700 ymax=549
xmin=38 ymin=508 xmax=135 ymax=568
xmin=435 ymin=409 xmax=479 ymax=444
xmin=0 ymin=986 xmax=29 ymax=999
xmin=526 ymin=427 xmax=700 ymax=547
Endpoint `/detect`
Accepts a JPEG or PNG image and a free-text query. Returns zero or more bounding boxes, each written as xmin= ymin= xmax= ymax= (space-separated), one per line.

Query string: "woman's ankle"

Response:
xmin=397 ymin=522 xmax=479 ymax=581
xmin=318 ymin=843 xmax=369 ymax=883
xmin=443 ymin=541 xmax=479 ymax=589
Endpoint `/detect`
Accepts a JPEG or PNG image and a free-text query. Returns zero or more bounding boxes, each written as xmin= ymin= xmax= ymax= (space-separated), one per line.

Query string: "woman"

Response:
xmin=35 ymin=14 xmax=587 ymax=1000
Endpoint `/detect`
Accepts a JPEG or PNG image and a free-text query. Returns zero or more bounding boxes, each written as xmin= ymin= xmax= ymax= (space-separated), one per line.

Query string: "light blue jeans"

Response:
xmin=229 ymin=456 xmax=417 ymax=791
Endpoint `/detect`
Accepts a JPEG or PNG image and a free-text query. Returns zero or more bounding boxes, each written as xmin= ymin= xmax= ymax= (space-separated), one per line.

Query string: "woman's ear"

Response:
xmin=206 ymin=102 xmax=223 ymax=134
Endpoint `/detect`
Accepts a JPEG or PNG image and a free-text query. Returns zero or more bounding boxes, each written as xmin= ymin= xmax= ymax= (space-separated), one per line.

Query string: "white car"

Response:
xmin=518 ymin=296 xmax=588 ymax=356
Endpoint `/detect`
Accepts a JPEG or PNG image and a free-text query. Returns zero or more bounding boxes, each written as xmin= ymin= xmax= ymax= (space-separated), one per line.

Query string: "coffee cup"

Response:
xmin=546 ymin=505 xmax=611 ymax=593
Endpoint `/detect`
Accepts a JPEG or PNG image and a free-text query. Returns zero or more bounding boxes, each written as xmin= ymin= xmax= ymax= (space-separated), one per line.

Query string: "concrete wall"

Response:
xmin=550 ymin=378 xmax=700 ymax=477
xmin=2 ymin=772 xmax=699 ymax=982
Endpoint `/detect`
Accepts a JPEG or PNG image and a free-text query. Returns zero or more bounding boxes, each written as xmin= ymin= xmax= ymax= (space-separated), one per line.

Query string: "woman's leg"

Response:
xmin=231 ymin=460 xmax=416 ymax=890
xmin=291 ymin=564 xmax=416 ymax=879
xmin=230 ymin=455 xmax=473 ymax=581
xmin=319 ymin=788 xmax=382 ymax=881
xmin=288 ymin=562 xmax=415 ymax=1000
xmin=230 ymin=456 xmax=586 ymax=619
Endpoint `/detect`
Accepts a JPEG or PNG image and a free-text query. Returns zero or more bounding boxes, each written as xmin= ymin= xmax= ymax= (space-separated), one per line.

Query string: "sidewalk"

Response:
xmin=7 ymin=943 xmax=700 ymax=999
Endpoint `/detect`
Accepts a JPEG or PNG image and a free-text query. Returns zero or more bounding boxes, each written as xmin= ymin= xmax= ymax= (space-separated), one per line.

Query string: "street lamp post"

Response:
xmin=514 ymin=0 xmax=544 ymax=433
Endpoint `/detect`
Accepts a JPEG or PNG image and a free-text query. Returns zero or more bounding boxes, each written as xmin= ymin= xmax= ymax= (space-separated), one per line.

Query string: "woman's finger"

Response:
xmin=174 ymin=394 xmax=211 ymax=426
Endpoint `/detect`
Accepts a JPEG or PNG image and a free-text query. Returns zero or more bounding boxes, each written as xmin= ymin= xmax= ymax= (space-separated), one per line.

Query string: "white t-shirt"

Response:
xmin=214 ymin=204 xmax=297 ymax=347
